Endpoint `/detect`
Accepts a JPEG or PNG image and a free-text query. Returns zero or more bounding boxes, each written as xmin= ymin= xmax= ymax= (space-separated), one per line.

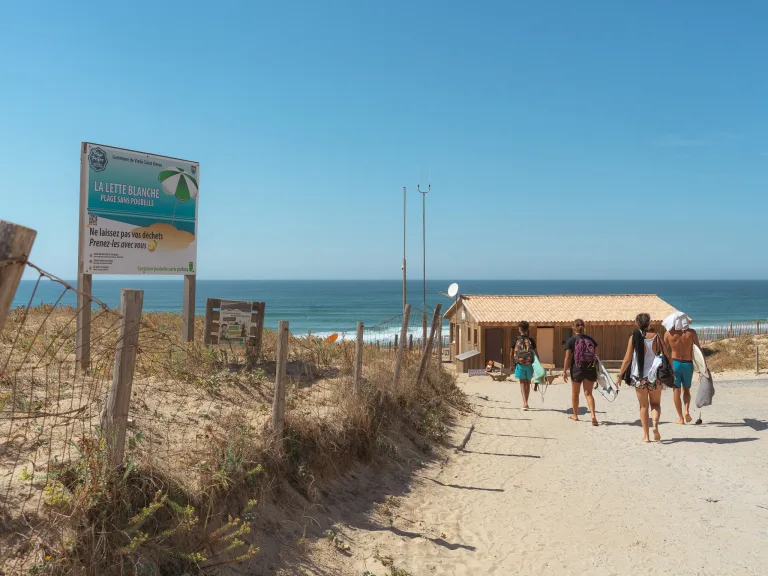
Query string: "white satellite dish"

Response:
xmin=447 ymin=283 xmax=459 ymax=298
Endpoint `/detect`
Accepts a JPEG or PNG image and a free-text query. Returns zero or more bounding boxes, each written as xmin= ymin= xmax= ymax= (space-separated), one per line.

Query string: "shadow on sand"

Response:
xmin=661 ymin=437 xmax=759 ymax=445
xmin=419 ymin=476 xmax=505 ymax=493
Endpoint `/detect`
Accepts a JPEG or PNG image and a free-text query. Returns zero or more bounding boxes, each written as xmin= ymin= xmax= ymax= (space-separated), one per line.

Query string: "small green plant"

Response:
xmin=43 ymin=479 xmax=72 ymax=507
xmin=18 ymin=467 xmax=34 ymax=482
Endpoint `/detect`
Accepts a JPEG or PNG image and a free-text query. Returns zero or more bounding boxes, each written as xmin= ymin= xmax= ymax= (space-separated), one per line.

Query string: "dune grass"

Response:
xmin=1 ymin=306 xmax=467 ymax=575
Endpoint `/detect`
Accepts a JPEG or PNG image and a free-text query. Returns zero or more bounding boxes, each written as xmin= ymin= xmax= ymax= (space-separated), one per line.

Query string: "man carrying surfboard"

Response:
xmin=663 ymin=311 xmax=700 ymax=424
xmin=562 ymin=319 xmax=599 ymax=426
xmin=510 ymin=321 xmax=537 ymax=410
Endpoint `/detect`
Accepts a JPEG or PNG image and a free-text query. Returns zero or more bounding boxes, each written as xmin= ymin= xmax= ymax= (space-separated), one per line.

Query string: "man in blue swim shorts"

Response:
xmin=664 ymin=315 xmax=701 ymax=424
xmin=510 ymin=321 xmax=537 ymax=410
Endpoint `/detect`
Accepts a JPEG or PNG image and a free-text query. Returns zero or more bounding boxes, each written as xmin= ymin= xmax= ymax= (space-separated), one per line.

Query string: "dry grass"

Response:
xmin=1 ymin=306 xmax=467 ymax=575
xmin=702 ymin=334 xmax=768 ymax=372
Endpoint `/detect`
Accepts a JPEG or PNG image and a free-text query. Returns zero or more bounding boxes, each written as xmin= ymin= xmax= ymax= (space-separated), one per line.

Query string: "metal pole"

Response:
xmin=419 ymin=181 xmax=429 ymax=348
xmin=402 ymin=186 xmax=406 ymax=311
xmin=422 ymin=191 xmax=426 ymax=347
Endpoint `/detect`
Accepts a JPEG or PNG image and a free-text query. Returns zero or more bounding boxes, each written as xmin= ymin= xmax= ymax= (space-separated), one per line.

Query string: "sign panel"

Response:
xmin=218 ymin=300 xmax=253 ymax=346
xmin=80 ymin=143 xmax=199 ymax=275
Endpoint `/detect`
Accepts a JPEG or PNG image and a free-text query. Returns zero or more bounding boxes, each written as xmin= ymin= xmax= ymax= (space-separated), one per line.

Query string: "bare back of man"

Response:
xmin=664 ymin=329 xmax=700 ymax=423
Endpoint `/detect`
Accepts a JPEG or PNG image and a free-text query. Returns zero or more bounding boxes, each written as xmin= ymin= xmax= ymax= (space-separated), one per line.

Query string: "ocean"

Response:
xmin=9 ymin=279 xmax=768 ymax=337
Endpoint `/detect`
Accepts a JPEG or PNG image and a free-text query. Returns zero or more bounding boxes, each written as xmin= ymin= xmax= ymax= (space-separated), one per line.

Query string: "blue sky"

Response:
xmin=1 ymin=0 xmax=766 ymax=280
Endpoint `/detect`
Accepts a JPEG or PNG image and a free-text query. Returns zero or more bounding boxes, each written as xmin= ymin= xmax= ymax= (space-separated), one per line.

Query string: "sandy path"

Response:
xmin=337 ymin=376 xmax=768 ymax=575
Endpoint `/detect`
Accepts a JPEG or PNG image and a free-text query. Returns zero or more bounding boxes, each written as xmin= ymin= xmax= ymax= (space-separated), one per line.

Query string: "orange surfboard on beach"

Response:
xmin=325 ymin=333 xmax=339 ymax=343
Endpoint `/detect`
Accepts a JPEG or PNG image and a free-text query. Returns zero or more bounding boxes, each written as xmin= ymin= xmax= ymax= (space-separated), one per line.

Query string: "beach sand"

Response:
xmin=312 ymin=373 xmax=768 ymax=575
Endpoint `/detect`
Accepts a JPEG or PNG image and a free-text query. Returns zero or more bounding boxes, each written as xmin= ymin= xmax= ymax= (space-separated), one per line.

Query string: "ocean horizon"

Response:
xmin=10 ymin=278 xmax=768 ymax=336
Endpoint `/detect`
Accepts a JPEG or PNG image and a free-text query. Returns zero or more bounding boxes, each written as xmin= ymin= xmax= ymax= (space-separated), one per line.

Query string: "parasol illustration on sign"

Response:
xmin=158 ymin=167 xmax=199 ymax=227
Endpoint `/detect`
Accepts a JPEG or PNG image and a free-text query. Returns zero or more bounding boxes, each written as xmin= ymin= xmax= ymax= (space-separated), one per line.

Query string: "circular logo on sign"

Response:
xmin=88 ymin=147 xmax=108 ymax=172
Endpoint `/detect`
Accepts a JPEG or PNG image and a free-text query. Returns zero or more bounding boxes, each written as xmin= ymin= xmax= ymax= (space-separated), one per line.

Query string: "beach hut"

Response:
xmin=443 ymin=294 xmax=678 ymax=372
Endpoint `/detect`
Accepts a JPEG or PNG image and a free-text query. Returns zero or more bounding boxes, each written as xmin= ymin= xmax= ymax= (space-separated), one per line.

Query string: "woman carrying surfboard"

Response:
xmin=617 ymin=313 xmax=672 ymax=442
xmin=562 ymin=319 xmax=599 ymax=426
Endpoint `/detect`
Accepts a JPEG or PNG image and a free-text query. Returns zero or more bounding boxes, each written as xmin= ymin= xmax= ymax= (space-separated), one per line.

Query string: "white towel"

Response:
xmin=662 ymin=311 xmax=691 ymax=332
xmin=647 ymin=355 xmax=663 ymax=383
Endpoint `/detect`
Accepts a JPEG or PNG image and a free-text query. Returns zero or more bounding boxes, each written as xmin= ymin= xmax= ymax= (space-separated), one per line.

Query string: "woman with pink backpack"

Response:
xmin=562 ymin=319 xmax=599 ymax=426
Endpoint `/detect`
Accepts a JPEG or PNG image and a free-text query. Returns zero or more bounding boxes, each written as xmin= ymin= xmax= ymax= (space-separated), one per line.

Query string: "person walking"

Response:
xmin=562 ymin=319 xmax=599 ymax=426
xmin=663 ymin=311 xmax=700 ymax=424
xmin=510 ymin=321 xmax=537 ymax=410
xmin=617 ymin=313 xmax=672 ymax=442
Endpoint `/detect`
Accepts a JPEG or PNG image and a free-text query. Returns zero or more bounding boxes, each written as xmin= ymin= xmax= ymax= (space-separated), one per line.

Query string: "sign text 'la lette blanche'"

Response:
xmin=81 ymin=143 xmax=199 ymax=275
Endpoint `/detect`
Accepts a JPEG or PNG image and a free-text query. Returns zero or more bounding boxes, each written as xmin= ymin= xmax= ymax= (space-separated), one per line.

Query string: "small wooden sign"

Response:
xmin=203 ymin=298 xmax=265 ymax=353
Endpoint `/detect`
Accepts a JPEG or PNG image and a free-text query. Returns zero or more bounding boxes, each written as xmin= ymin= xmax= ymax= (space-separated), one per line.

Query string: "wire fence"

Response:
xmin=699 ymin=320 xmax=768 ymax=342
xmin=0 ymin=264 xmax=127 ymax=573
xmin=0 ymin=252 xmax=447 ymax=573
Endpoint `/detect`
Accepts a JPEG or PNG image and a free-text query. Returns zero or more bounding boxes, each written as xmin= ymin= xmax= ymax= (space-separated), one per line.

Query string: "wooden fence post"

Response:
xmin=393 ymin=305 xmax=411 ymax=387
xmin=353 ymin=322 xmax=364 ymax=391
xmin=408 ymin=334 xmax=413 ymax=351
xmin=272 ymin=321 xmax=289 ymax=439
xmin=0 ymin=220 xmax=36 ymax=335
xmin=416 ymin=303 xmax=442 ymax=387
xmin=757 ymin=342 xmax=760 ymax=375
xmin=101 ymin=289 xmax=144 ymax=469
xmin=757 ymin=320 xmax=761 ymax=336
xmin=203 ymin=298 xmax=215 ymax=345
xmin=254 ymin=302 xmax=266 ymax=357
xmin=436 ymin=316 xmax=443 ymax=372
xmin=182 ymin=275 xmax=196 ymax=343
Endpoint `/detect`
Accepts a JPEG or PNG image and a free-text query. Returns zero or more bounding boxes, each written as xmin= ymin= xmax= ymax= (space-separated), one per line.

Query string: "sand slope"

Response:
xmin=321 ymin=376 xmax=768 ymax=575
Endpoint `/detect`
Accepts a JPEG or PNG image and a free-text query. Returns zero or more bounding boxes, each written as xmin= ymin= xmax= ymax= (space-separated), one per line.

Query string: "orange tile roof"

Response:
xmin=444 ymin=294 xmax=678 ymax=325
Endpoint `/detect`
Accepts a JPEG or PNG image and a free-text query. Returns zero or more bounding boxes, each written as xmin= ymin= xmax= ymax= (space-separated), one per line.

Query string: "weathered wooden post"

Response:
xmin=254 ymin=302 xmax=266 ymax=357
xmin=416 ymin=303 xmax=442 ymax=387
xmin=101 ymin=289 xmax=144 ymax=469
xmin=436 ymin=316 xmax=443 ymax=372
xmin=182 ymin=275 xmax=196 ymax=343
xmin=0 ymin=220 xmax=36 ymax=334
xmin=757 ymin=320 xmax=761 ymax=336
xmin=393 ymin=305 xmax=411 ymax=387
xmin=272 ymin=321 xmax=289 ymax=438
xmin=408 ymin=334 xmax=413 ymax=351
xmin=202 ymin=298 xmax=216 ymax=345
xmin=729 ymin=321 xmax=733 ymax=338
xmin=757 ymin=342 xmax=760 ymax=375
xmin=353 ymin=322 xmax=364 ymax=391
xmin=76 ymin=145 xmax=92 ymax=372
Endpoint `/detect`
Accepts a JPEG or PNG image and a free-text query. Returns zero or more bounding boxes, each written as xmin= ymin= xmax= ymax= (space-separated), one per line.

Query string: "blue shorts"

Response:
xmin=515 ymin=364 xmax=534 ymax=381
xmin=673 ymin=360 xmax=694 ymax=389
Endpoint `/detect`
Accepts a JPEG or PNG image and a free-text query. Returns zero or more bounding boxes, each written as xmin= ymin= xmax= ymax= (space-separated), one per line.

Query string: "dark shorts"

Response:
xmin=572 ymin=365 xmax=597 ymax=383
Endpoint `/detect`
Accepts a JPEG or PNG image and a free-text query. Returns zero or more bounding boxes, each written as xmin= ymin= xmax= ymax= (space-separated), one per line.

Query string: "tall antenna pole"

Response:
xmin=402 ymin=186 xmax=406 ymax=311
xmin=418 ymin=171 xmax=430 ymax=348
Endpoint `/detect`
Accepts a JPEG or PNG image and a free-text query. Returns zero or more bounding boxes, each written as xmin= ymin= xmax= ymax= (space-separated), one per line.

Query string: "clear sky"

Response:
xmin=1 ymin=1 xmax=766 ymax=280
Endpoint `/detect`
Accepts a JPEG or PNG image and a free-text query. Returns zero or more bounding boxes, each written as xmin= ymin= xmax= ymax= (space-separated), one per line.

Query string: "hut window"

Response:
xmin=562 ymin=327 xmax=573 ymax=345
xmin=473 ymin=329 xmax=477 ymax=346
xmin=467 ymin=325 xmax=471 ymax=342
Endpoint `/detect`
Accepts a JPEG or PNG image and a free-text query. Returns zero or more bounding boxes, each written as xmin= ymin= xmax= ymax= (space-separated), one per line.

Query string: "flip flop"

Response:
xmin=592 ymin=419 xmax=599 ymax=427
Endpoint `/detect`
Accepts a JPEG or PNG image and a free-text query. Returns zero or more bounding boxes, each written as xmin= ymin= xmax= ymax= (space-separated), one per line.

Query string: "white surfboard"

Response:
xmin=693 ymin=344 xmax=708 ymax=377
xmin=596 ymin=358 xmax=618 ymax=401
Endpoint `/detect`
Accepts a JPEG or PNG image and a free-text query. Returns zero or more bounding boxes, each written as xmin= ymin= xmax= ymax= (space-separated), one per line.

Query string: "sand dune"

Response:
xmin=317 ymin=374 xmax=768 ymax=575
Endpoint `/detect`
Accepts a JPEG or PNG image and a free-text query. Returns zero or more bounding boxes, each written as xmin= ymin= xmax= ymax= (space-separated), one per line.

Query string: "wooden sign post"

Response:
xmin=76 ymin=142 xmax=200 ymax=370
